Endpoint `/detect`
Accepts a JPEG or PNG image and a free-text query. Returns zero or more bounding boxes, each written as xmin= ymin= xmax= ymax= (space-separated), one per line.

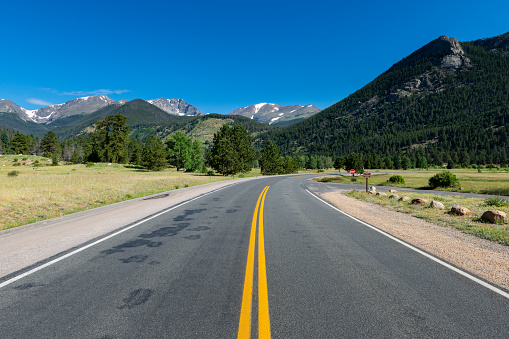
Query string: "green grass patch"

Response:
xmin=344 ymin=189 xmax=509 ymax=246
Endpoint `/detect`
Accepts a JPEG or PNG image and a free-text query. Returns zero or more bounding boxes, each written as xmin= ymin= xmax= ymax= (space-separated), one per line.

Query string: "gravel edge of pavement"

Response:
xmin=320 ymin=191 xmax=509 ymax=291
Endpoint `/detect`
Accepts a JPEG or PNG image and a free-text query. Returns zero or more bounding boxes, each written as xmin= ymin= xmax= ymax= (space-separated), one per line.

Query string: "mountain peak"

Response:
xmin=228 ymin=102 xmax=321 ymax=126
xmin=147 ymin=98 xmax=203 ymax=116
xmin=391 ymin=35 xmax=471 ymax=71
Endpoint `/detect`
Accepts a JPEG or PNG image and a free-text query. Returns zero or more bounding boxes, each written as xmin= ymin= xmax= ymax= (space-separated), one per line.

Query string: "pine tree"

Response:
xmin=142 ymin=136 xmax=168 ymax=171
xmin=209 ymin=124 xmax=255 ymax=176
xmin=95 ymin=114 xmax=130 ymax=163
xmin=260 ymin=140 xmax=282 ymax=175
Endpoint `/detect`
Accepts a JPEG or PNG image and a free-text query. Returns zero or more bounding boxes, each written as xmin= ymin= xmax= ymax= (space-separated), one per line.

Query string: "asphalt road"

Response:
xmin=1 ymin=175 xmax=508 ymax=338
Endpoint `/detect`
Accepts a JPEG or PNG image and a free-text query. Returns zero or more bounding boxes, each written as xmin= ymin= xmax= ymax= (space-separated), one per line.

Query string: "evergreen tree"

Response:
xmin=260 ymin=140 xmax=282 ymax=175
xmin=334 ymin=156 xmax=345 ymax=173
xmin=10 ymin=132 xmax=31 ymax=155
xmin=142 ymin=136 xmax=168 ymax=171
xmin=0 ymin=130 xmax=10 ymax=154
xmin=128 ymin=138 xmax=144 ymax=165
xmin=209 ymin=124 xmax=255 ymax=176
xmin=95 ymin=114 xmax=130 ymax=163
xmin=344 ymin=152 xmax=364 ymax=173
xmin=280 ymin=156 xmax=299 ymax=174
xmin=40 ymin=131 xmax=60 ymax=157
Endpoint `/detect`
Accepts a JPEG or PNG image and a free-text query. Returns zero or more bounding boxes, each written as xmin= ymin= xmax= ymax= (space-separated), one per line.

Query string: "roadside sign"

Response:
xmin=363 ymin=172 xmax=371 ymax=178
xmin=350 ymin=169 xmax=355 ymax=175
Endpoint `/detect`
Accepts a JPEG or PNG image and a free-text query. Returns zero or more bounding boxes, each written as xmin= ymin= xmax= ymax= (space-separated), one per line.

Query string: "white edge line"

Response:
xmin=0 ymin=183 xmax=239 ymax=290
xmin=305 ymin=189 xmax=509 ymax=300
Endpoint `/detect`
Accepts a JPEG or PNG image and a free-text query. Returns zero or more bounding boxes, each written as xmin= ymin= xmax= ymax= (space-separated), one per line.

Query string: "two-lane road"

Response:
xmin=1 ymin=175 xmax=508 ymax=338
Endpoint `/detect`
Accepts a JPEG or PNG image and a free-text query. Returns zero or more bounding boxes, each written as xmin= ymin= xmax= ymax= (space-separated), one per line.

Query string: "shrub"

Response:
xmin=13 ymin=158 xmax=18 ymax=162
xmin=7 ymin=170 xmax=19 ymax=177
xmin=388 ymin=175 xmax=405 ymax=184
xmin=428 ymin=171 xmax=460 ymax=188
xmin=484 ymin=196 xmax=509 ymax=207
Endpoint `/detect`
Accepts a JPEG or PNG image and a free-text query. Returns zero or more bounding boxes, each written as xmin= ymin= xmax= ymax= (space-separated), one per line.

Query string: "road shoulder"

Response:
xmin=321 ymin=191 xmax=509 ymax=291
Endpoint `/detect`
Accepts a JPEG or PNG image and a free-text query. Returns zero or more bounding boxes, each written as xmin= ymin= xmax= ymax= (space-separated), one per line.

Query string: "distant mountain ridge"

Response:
xmin=228 ymin=103 xmax=321 ymax=126
xmin=0 ymin=96 xmax=203 ymax=124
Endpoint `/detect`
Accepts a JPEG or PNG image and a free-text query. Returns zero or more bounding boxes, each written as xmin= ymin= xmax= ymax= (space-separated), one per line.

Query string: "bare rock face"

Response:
xmin=430 ymin=201 xmax=445 ymax=209
xmin=451 ymin=205 xmax=470 ymax=216
xmin=392 ymin=35 xmax=471 ymax=71
xmin=481 ymin=210 xmax=507 ymax=223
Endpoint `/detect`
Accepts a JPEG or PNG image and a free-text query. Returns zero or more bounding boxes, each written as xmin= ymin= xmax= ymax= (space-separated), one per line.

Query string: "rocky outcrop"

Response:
xmin=392 ymin=35 xmax=471 ymax=71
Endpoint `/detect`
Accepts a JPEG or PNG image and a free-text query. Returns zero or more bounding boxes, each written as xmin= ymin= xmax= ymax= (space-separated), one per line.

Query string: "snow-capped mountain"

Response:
xmin=1 ymin=96 xmax=205 ymax=124
xmin=147 ymin=98 xmax=203 ymax=116
xmin=31 ymin=95 xmax=116 ymax=123
xmin=0 ymin=99 xmax=32 ymax=118
xmin=227 ymin=103 xmax=321 ymax=126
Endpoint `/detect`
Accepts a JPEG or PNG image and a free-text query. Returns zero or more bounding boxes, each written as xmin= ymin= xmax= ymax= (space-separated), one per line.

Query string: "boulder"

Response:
xmin=389 ymin=194 xmax=400 ymax=200
xmin=368 ymin=185 xmax=376 ymax=192
xmin=412 ymin=198 xmax=429 ymax=205
xmin=368 ymin=190 xmax=376 ymax=195
xmin=451 ymin=205 xmax=470 ymax=216
xmin=376 ymin=192 xmax=387 ymax=197
xmin=399 ymin=196 xmax=411 ymax=202
xmin=389 ymin=189 xmax=397 ymax=193
xmin=481 ymin=210 xmax=507 ymax=223
xmin=430 ymin=201 xmax=445 ymax=209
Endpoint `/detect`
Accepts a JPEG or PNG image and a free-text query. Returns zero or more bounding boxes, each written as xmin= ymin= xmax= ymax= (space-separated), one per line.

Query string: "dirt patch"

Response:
xmin=321 ymin=191 xmax=509 ymax=291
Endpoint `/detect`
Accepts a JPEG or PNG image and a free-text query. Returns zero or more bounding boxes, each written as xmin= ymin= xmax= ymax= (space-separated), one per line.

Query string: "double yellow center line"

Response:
xmin=238 ymin=186 xmax=271 ymax=339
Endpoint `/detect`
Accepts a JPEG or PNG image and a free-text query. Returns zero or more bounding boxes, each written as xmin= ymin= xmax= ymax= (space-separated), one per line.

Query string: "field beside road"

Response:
xmin=0 ymin=155 xmax=248 ymax=230
xmin=321 ymin=169 xmax=509 ymax=195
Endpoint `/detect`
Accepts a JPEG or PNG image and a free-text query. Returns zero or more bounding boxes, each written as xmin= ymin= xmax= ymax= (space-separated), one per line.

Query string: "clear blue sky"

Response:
xmin=2 ymin=0 xmax=508 ymax=114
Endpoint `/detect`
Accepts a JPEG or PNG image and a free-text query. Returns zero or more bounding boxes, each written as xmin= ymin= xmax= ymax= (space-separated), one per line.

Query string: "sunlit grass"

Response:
xmin=345 ymin=189 xmax=509 ymax=245
xmin=317 ymin=169 xmax=509 ymax=195
xmin=0 ymin=155 xmax=255 ymax=230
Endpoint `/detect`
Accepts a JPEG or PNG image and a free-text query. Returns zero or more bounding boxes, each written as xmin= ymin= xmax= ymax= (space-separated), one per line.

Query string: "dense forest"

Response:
xmin=258 ymin=33 xmax=509 ymax=167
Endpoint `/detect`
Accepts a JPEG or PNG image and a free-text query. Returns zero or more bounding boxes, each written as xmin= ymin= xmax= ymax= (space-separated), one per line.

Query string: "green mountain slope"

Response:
xmin=261 ymin=33 xmax=509 ymax=165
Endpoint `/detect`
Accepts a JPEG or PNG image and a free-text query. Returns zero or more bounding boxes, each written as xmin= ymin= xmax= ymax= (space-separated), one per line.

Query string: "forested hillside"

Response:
xmin=260 ymin=33 xmax=509 ymax=166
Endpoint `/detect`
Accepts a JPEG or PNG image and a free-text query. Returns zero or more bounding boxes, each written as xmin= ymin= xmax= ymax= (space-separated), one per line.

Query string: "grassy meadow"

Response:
xmin=317 ymin=170 xmax=509 ymax=245
xmin=0 ymin=155 xmax=256 ymax=231
xmin=319 ymin=169 xmax=509 ymax=195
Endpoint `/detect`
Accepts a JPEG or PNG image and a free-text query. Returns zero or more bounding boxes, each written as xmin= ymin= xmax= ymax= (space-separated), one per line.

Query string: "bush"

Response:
xmin=388 ymin=175 xmax=405 ymax=184
xmin=13 ymin=162 xmax=21 ymax=167
xmin=7 ymin=170 xmax=19 ymax=177
xmin=484 ymin=196 xmax=509 ymax=207
xmin=428 ymin=171 xmax=460 ymax=188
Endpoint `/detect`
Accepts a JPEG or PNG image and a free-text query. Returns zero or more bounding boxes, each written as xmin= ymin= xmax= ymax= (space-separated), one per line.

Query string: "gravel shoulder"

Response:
xmin=321 ymin=191 xmax=509 ymax=291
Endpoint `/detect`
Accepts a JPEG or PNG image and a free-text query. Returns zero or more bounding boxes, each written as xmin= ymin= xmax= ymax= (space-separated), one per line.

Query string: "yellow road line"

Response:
xmin=237 ymin=186 xmax=271 ymax=339
xmin=258 ymin=187 xmax=271 ymax=338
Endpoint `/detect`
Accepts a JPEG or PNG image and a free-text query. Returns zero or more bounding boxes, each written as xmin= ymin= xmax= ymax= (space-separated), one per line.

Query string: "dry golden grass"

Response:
xmin=0 ymin=155 xmax=249 ymax=230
